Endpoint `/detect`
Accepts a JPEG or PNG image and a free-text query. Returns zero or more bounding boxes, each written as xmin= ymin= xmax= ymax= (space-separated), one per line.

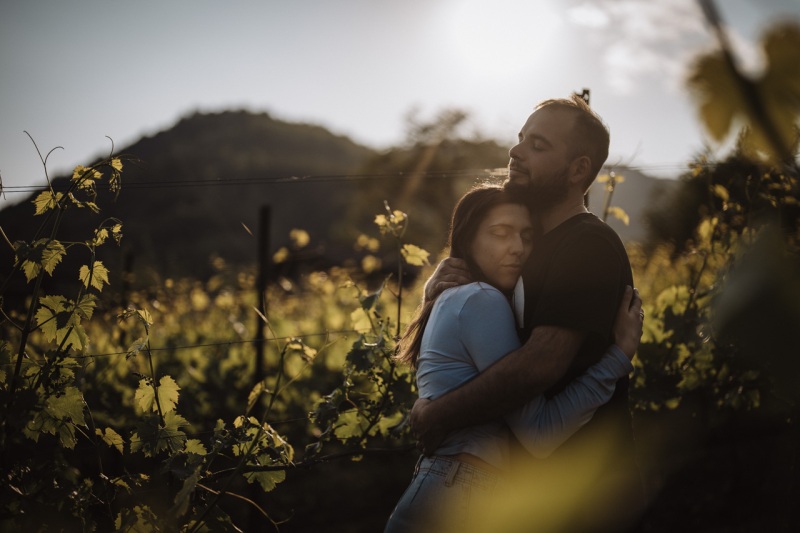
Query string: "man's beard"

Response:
xmin=525 ymin=166 xmax=570 ymax=211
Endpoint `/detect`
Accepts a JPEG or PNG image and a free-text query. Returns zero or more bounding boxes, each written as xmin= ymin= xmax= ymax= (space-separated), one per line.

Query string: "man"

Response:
xmin=410 ymin=94 xmax=644 ymax=531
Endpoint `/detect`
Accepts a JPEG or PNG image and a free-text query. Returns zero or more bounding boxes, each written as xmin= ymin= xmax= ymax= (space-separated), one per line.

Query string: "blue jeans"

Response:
xmin=384 ymin=455 xmax=501 ymax=533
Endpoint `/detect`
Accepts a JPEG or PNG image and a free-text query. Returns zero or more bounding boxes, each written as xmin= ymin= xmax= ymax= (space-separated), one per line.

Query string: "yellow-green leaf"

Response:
xmin=361 ymin=255 xmax=381 ymax=273
xmin=41 ymin=240 xmax=66 ymax=276
xmin=350 ymin=308 xmax=372 ymax=334
xmin=79 ymin=261 xmax=110 ymax=291
xmin=289 ymin=228 xmax=310 ymax=248
xmin=93 ymin=228 xmax=109 ymax=246
xmin=172 ymin=471 xmax=199 ymax=517
xmin=333 ymin=409 xmax=369 ymax=440
xmin=713 ymin=184 xmax=730 ymax=202
xmin=126 ymin=337 xmax=148 ymax=359
xmin=23 ymin=386 xmax=86 ymax=448
xmin=75 ymin=294 xmax=97 ymax=320
xmin=688 ymin=53 xmax=741 ymax=142
xmin=401 ymin=244 xmax=430 ymax=266
xmin=656 ymin=285 xmax=691 ymax=315
xmin=134 ymin=376 xmax=181 ymax=414
xmin=247 ymin=381 xmax=266 ymax=414
xmin=244 ymin=469 xmax=286 ymax=493
xmin=136 ymin=309 xmax=153 ymax=327
xmin=97 ymin=427 xmax=125 ymax=454
xmin=273 ymin=246 xmax=289 ymax=263
xmin=111 ymin=158 xmax=124 ymax=171
xmin=184 ymin=439 xmax=207 ymax=455
xmin=606 ymin=206 xmax=630 ymax=226
xmin=71 ymin=165 xmax=102 ymax=188
xmin=33 ymin=191 xmax=63 ymax=215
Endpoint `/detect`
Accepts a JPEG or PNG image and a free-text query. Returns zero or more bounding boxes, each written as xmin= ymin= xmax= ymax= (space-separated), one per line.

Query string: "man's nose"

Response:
xmin=509 ymin=142 xmax=521 ymax=160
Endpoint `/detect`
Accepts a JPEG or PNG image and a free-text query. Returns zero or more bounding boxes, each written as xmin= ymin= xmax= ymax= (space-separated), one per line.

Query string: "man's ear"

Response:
xmin=568 ymin=155 xmax=592 ymax=187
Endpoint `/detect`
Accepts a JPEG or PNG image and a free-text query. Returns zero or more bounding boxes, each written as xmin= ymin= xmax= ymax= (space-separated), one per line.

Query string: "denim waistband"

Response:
xmin=415 ymin=455 xmax=500 ymax=490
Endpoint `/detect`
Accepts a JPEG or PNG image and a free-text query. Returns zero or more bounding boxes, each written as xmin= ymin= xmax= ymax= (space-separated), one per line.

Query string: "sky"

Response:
xmin=2 ymin=0 xmax=799 ymax=208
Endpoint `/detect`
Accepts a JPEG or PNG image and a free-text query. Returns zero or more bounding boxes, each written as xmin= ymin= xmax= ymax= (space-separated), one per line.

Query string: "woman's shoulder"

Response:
xmin=442 ymin=282 xmax=508 ymax=310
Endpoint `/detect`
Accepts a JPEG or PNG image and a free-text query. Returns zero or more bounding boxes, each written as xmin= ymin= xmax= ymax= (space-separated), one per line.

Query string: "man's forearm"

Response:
xmin=425 ymin=325 xmax=585 ymax=433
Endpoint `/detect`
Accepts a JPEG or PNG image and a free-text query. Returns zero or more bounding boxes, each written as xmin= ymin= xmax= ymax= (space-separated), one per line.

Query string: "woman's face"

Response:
xmin=469 ymin=203 xmax=534 ymax=292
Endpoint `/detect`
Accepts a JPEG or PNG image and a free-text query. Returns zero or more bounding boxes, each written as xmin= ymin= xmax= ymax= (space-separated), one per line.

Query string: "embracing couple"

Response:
xmin=385 ymin=95 xmax=646 ymax=533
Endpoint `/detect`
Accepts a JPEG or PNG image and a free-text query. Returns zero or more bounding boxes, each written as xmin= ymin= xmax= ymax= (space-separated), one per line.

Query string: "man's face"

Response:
xmin=507 ymin=107 xmax=575 ymax=209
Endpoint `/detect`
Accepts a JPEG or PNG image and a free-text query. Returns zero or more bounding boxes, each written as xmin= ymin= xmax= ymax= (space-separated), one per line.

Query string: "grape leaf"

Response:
xmin=244 ymin=469 xmax=286 ymax=493
xmin=401 ymin=244 xmax=430 ymax=266
xmin=134 ymin=376 xmax=181 ymax=414
xmin=97 ymin=427 xmax=125 ymax=454
xmin=32 ymin=191 xmax=63 ymax=215
xmin=79 ymin=261 xmax=110 ymax=292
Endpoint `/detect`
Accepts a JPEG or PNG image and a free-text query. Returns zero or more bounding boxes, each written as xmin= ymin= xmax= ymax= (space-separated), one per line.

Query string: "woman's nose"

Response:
xmin=509 ymin=235 xmax=524 ymax=255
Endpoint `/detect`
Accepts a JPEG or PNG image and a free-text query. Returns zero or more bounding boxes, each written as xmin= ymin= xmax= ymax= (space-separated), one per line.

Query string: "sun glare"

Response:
xmin=442 ymin=0 xmax=562 ymax=75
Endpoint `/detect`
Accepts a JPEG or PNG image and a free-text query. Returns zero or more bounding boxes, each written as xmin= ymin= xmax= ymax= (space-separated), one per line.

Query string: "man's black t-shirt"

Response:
xmin=520 ymin=212 xmax=636 ymax=471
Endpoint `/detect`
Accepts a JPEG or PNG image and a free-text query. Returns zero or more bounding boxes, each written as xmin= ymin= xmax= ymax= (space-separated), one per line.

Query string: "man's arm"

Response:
xmin=410 ymin=324 xmax=585 ymax=454
xmin=423 ymin=257 xmax=471 ymax=303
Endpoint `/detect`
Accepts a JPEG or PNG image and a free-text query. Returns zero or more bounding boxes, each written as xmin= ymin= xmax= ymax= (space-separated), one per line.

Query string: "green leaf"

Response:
xmin=289 ymin=228 xmax=310 ymax=248
xmin=136 ymin=309 xmax=153 ymax=327
xmin=333 ymin=409 xmax=369 ymax=440
xmin=93 ymin=228 xmax=109 ymax=246
xmin=172 ymin=470 xmax=199 ymax=517
xmin=713 ymin=184 xmax=730 ymax=202
xmin=134 ymin=376 xmax=181 ymax=414
xmin=687 ymin=53 xmax=741 ymax=142
xmin=35 ymin=295 xmax=67 ymax=342
xmin=126 ymin=337 xmax=148 ymax=359
xmin=655 ymin=285 xmax=691 ymax=315
xmin=159 ymin=411 xmax=189 ymax=452
xmin=359 ymin=286 xmax=382 ymax=311
xmin=75 ymin=294 xmax=97 ymax=320
xmin=606 ymin=206 xmax=630 ymax=226
xmin=115 ymin=505 xmax=159 ymax=532
xmin=184 ymin=439 xmax=207 ymax=455
xmin=401 ymin=244 xmax=430 ymax=266
xmin=35 ymin=295 xmax=89 ymax=352
xmin=131 ymin=411 xmax=188 ymax=457
xmin=350 ymin=308 xmax=372 ymax=334
xmin=247 ymin=381 xmax=266 ymax=415
xmin=97 ymin=427 xmax=125 ymax=454
xmin=19 ymin=239 xmax=65 ymax=281
xmin=23 ymin=386 xmax=86 ymax=448
xmin=79 ymin=260 xmax=110 ymax=292
xmin=244 ymin=469 xmax=286 ymax=493
xmin=32 ymin=191 xmax=63 ymax=215
xmin=71 ymin=165 xmax=102 ymax=189
xmin=21 ymin=259 xmax=39 ymax=282
xmin=41 ymin=240 xmax=66 ymax=275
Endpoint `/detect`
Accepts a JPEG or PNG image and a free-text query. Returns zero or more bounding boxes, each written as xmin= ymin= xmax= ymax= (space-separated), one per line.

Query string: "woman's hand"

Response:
xmin=613 ymin=285 xmax=644 ymax=359
xmin=423 ymin=257 xmax=472 ymax=303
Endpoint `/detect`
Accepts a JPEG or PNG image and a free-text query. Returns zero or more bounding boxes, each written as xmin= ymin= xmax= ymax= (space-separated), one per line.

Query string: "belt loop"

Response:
xmin=444 ymin=458 xmax=461 ymax=487
xmin=413 ymin=455 xmax=424 ymax=476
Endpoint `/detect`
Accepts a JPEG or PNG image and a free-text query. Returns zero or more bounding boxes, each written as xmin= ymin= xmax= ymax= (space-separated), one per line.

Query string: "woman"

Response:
xmin=384 ymin=184 xmax=642 ymax=533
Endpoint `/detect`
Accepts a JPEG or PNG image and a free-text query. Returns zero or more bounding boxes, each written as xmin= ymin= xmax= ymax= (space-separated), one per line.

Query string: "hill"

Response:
xmin=586 ymin=167 xmax=680 ymax=243
xmin=0 ymin=110 xmax=377 ymax=290
xmin=0 ymin=110 xmax=677 ymax=298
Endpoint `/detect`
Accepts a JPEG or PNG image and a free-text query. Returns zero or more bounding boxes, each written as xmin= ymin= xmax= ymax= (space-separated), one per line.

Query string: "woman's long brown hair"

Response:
xmin=395 ymin=184 xmax=530 ymax=369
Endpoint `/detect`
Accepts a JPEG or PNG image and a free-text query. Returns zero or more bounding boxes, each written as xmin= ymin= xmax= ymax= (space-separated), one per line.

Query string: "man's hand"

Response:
xmin=613 ymin=286 xmax=644 ymax=359
xmin=409 ymin=398 xmax=447 ymax=455
xmin=423 ymin=257 xmax=472 ymax=303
